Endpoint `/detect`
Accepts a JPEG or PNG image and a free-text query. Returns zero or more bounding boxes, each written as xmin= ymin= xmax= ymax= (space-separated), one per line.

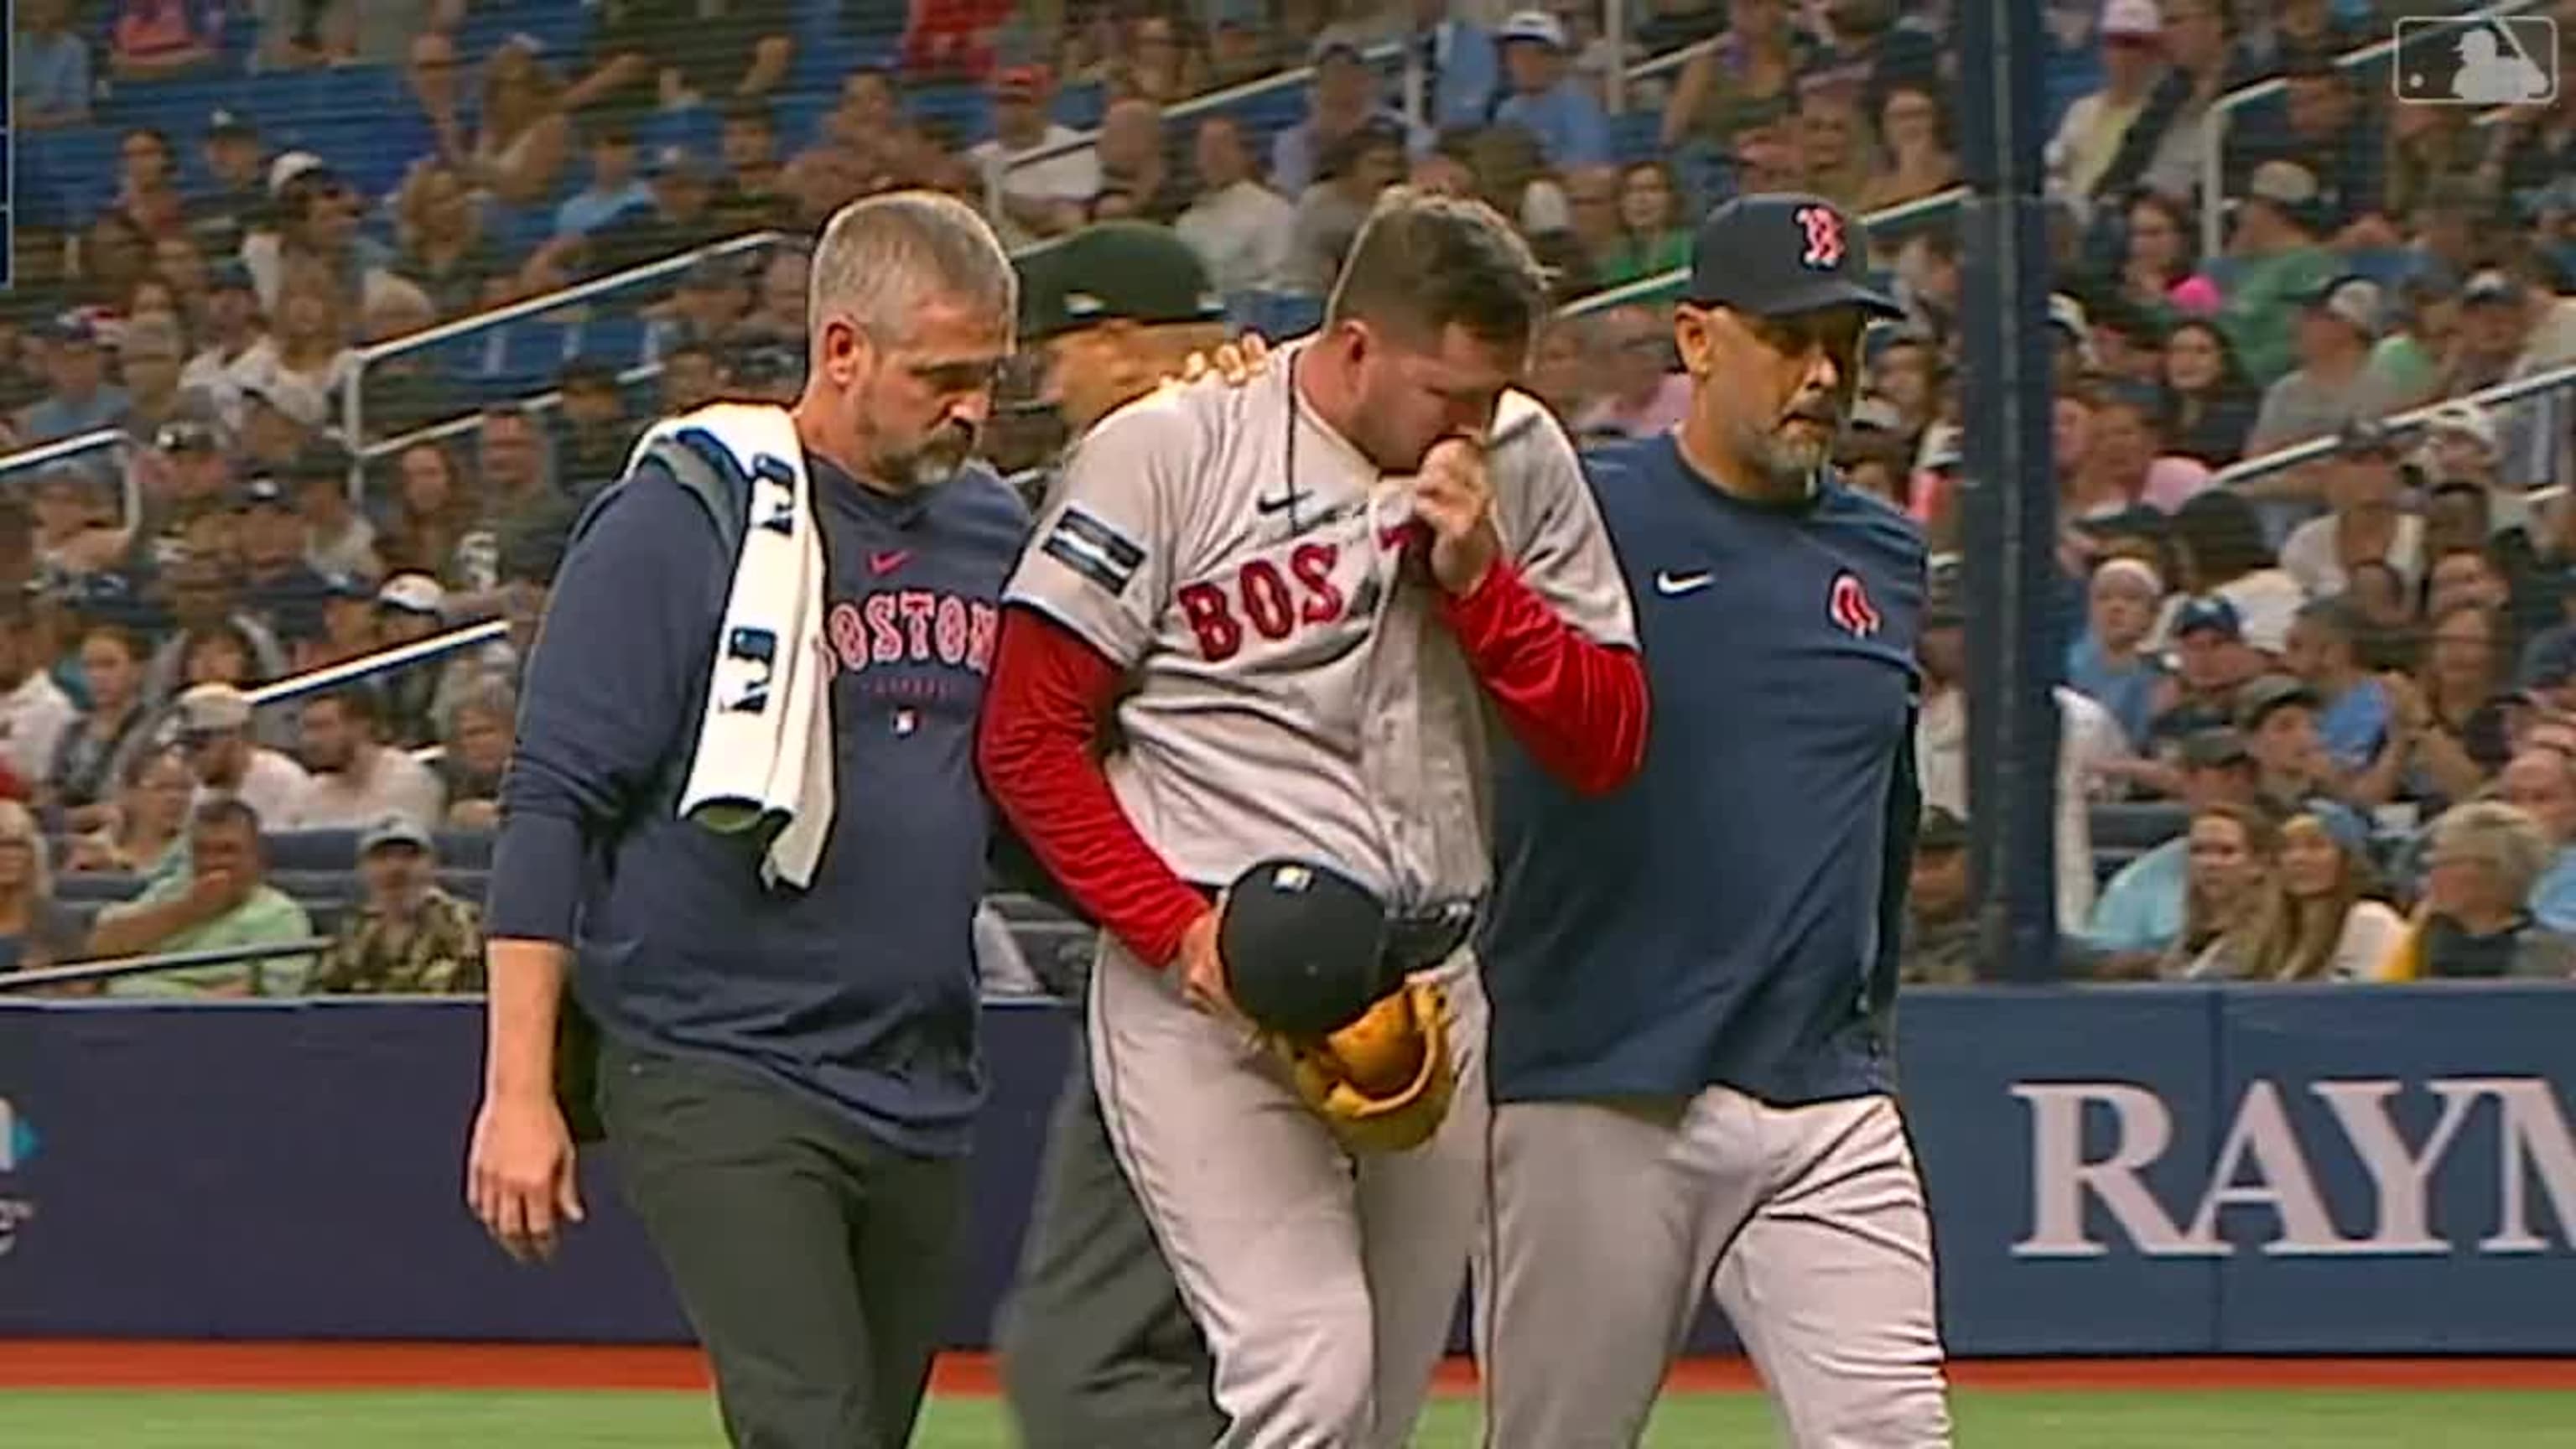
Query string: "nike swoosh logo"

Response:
xmin=1254 ymin=493 xmax=1300 ymax=515
xmin=869 ymin=549 xmax=911 ymax=575
xmin=1654 ymin=570 xmax=1714 ymax=596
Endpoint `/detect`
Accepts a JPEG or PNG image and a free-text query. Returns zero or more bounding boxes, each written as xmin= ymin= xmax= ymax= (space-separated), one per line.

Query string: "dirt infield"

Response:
xmin=3 ymin=1343 xmax=2569 ymax=1394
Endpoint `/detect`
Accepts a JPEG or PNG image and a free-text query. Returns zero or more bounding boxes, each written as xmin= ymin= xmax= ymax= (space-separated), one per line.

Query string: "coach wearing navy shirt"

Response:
xmin=1478 ymin=195 xmax=1955 ymax=1447
xmin=465 ymin=193 xmax=1028 ymax=1449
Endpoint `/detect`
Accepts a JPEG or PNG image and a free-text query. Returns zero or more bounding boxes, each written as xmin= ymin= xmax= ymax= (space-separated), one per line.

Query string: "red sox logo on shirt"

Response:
xmin=1795 ymin=205 xmax=1846 ymax=270
xmin=1828 ymin=569 xmax=1882 ymax=638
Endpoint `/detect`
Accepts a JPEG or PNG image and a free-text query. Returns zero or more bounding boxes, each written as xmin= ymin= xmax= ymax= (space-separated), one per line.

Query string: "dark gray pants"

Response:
xmin=600 ymin=1039 xmax=964 ymax=1449
xmin=998 ymin=1041 xmax=1223 ymax=1449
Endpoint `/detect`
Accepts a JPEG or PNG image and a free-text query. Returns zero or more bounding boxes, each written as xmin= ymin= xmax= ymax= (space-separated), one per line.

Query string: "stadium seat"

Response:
xmin=55 ymin=873 xmax=142 ymax=904
xmin=267 ymin=829 xmax=361 ymax=873
xmin=1053 ymin=80 xmax=1109 ymax=131
xmin=434 ymin=831 xmax=496 ymax=870
xmin=567 ymin=314 xmax=650 ymax=371
xmin=437 ymin=868 xmax=491 ymax=901
xmin=908 ymin=81 xmax=991 ymax=144
xmin=1609 ymin=111 xmax=1663 ymax=169
xmin=2088 ymin=802 xmax=2188 ymax=851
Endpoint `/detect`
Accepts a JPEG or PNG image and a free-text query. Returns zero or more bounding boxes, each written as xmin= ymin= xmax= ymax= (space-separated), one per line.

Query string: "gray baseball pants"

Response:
xmin=1476 ymin=1089 xmax=1952 ymax=1449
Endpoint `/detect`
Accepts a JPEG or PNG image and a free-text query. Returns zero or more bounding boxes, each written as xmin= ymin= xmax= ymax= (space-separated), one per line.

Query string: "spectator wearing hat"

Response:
xmin=2276 ymin=421 xmax=2423 ymax=597
xmin=13 ymin=0 xmax=95 ymax=129
xmin=233 ymin=477 xmax=334 ymax=647
xmin=553 ymin=362 xmax=638 ymax=496
xmin=2236 ymin=671 xmax=2358 ymax=815
xmin=15 ymin=317 xmax=132 ymax=445
xmin=2050 ymin=0 xmax=2167 ymax=210
xmin=180 ymin=263 xmax=269 ymax=426
xmin=2070 ymin=555 xmax=2168 ymax=749
xmin=1916 ymin=558 xmax=2128 ymax=933
xmin=1898 ymin=807 xmax=1978 ymax=984
xmin=311 ymin=815 xmax=486 ymax=995
xmin=2143 ymin=593 xmax=2261 ymax=755
xmin=2382 ymin=800 xmax=2576 ymax=980
xmin=2245 ymin=277 xmax=2409 ymax=461
xmin=285 ymin=447 xmax=379 ymax=582
xmin=246 ymin=154 xmax=397 ymax=318
xmin=1271 ymin=39 xmax=1426 ymax=197
xmin=293 ymin=572 xmax=379 ymax=673
xmin=236 ymin=375 xmax=327 ymax=472
xmin=966 ymin=65 xmax=1102 ymax=247
xmin=2215 ymin=159 xmax=2338 ymax=387
xmin=174 ymin=680 xmax=313 ymax=828
xmin=1491 ymin=11 xmax=1611 ymax=169
xmin=371 ymin=571 xmax=456 ymax=745
xmin=2283 ymin=596 xmax=2407 ymax=792
xmin=93 ymin=797 xmax=316 ymax=999
xmin=1173 ymin=115 xmax=1296 ymax=295
xmin=183 ymin=111 xmax=270 ymax=259
xmin=2088 ymin=726 xmax=2263 ymax=956
xmin=293 ymin=687 xmax=444 ymax=832
xmin=2461 ymin=263 xmax=2576 ymax=497
xmin=29 ymin=462 xmax=127 ymax=580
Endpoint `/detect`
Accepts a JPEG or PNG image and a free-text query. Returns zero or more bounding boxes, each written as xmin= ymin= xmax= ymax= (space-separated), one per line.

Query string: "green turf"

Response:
xmin=7 ymin=1389 xmax=2575 ymax=1447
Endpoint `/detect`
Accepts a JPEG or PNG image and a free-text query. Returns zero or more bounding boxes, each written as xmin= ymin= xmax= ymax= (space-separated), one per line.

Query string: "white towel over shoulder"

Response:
xmin=633 ymin=402 xmax=836 ymax=891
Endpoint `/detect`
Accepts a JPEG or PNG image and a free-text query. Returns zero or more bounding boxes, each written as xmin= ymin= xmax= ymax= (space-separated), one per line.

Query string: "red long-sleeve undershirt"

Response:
xmin=976 ymin=565 xmax=1649 ymax=971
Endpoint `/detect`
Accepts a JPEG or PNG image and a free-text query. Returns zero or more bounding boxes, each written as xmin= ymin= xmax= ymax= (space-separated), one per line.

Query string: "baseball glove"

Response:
xmin=1271 ymin=979 xmax=1457 ymax=1155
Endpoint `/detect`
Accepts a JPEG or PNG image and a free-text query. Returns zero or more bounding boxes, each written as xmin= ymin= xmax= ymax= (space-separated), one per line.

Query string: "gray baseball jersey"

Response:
xmin=1005 ymin=339 xmax=1635 ymax=911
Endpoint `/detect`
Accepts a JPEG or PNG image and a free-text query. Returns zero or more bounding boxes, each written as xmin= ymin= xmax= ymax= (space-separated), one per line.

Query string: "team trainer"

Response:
xmin=1478 ymin=194 xmax=1955 ymax=1447
xmin=466 ymin=191 xmax=1028 ymax=1449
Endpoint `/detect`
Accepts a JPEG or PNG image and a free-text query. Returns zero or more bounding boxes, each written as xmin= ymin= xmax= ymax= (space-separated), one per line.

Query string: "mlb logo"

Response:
xmin=2392 ymin=16 xmax=2558 ymax=106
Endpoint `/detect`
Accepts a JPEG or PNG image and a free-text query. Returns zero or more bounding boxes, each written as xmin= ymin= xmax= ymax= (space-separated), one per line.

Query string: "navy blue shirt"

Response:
xmin=486 ymin=447 xmax=1030 ymax=1157
xmin=1482 ymin=434 xmax=1924 ymax=1108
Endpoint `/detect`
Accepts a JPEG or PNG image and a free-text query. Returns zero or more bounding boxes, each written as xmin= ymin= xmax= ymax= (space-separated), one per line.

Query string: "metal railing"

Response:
xmin=243 ymin=620 xmax=510 ymax=713
xmin=1555 ymin=183 xmax=1970 ymax=318
xmin=0 ymin=936 xmax=330 ymax=994
xmin=988 ymin=38 xmax=1415 ymax=221
xmin=335 ymin=229 xmax=792 ymax=465
xmin=2195 ymin=0 xmax=2547 ymax=260
xmin=2210 ymin=359 xmax=2576 ymax=490
xmin=0 ymin=425 xmax=143 ymax=526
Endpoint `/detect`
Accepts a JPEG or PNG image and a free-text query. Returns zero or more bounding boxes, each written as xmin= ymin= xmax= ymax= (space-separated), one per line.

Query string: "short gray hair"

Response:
xmin=2431 ymin=799 xmax=2553 ymax=901
xmin=808 ymin=190 xmax=1016 ymax=348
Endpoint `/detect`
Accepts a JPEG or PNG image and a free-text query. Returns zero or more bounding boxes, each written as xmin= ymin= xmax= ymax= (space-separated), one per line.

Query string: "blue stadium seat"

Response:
xmin=268 ymin=829 xmax=361 ymax=873
xmin=1609 ymin=110 xmax=1662 ymax=168
xmin=437 ymin=867 xmax=491 ymax=901
xmin=434 ymin=831 xmax=496 ymax=870
xmin=496 ymin=0 xmax=597 ymax=60
xmin=2089 ymin=802 xmax=2188 ymax=852
xmin=16 ymin=128 xmax=120 ymax=229
xmin=567 ymin=313 xmax=649 ymax=371
xmin=637 ymin=104 xmax=721 ymax=161
xmin=272 ymin=868 xmax=358 ymax=901
xmin=1052 ymin=79 xmax=1109 ymax=131
xmin=54 ymin=872 xmax=140 ymax=904
xmin=907 ymin=81 xmax=990 ymax=145
xmin=475 ymin=320 xmax=578 ymax=403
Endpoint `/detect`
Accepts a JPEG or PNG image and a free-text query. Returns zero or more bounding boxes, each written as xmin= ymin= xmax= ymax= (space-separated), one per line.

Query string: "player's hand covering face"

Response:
xmin=1678 ymin=303 xmax=1867 ymax=487
xmin=1346 ymin=321 xmax=1519 ymax=477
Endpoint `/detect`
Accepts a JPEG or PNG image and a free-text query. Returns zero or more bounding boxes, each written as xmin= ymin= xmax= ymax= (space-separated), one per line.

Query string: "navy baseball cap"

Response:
xmin=1218 ymin=858 xmax=1394 ymax=1040
xmin=2173 ymin=595 xmax=2243 ymax=641
xmin=1683 ymin=194 xmax=1903 ymax=320
xmin=235 ymin=476 xmax=290 ymax=510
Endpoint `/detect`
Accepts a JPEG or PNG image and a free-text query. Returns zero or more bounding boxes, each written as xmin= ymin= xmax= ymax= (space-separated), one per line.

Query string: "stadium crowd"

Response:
xmin=1 ymin=0 xmax=2574 ymax=994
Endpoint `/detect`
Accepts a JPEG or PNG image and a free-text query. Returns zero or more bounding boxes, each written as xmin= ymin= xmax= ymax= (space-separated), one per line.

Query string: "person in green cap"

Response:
xmin=995 ymin=219 xmax=1233 ymax=1449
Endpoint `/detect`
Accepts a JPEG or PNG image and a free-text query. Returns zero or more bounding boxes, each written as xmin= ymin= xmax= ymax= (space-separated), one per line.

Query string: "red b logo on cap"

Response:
xmin=1795 ymin=205 xmax=1845 ymax=270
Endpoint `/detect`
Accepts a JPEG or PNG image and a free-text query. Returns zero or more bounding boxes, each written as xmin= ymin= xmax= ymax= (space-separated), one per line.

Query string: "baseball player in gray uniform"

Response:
xmin=977 ymin=188 xmax=1649 ymax=1448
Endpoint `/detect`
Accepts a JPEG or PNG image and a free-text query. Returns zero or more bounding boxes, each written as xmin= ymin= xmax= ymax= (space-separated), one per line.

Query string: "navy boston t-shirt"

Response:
xmin=487 ymin=449 xmax=1030 ymax=1157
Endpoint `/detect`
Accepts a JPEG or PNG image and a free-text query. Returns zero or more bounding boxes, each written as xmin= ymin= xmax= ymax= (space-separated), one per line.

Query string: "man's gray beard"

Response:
xmin=1730 ymin=416 xmax=1835 ymax=487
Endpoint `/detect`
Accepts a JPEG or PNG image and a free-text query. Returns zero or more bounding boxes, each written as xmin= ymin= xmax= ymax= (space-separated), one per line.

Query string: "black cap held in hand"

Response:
xmin=1684 ymin=193 xmax=1904 ymax=321
xmin=1218 ymin=858 xmax=1391 ymax=1039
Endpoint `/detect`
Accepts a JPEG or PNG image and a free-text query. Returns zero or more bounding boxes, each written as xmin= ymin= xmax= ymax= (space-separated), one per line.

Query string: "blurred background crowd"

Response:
xmin=2 ymin=0 xmax=2573 ymax=995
